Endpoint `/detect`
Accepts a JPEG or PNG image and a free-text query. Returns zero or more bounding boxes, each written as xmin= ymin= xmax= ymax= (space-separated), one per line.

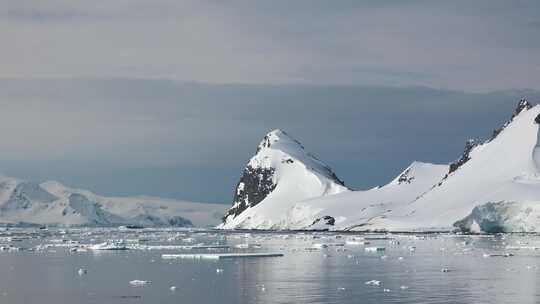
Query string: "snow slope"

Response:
xmin=221 ymin=159 xmax=448 ymax=230
xmin=364 ymin=99 xmax=540 ymax=232
xmin=220 ymin=99 xmax=540 ymax=232
xmin=220 ymin=129 xmax=350 ymax=229
xmin=0 ymin=177 xmax=225 ymax=227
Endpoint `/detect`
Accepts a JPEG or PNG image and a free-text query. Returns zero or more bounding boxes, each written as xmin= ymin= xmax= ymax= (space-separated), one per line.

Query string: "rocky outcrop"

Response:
xmin=447 ymin=99 xmax=533 ymax=176
xmin=223 ymin=166 xmax=277 ymax=220
xmin=448 ymin=139 xmax=477 ymax=174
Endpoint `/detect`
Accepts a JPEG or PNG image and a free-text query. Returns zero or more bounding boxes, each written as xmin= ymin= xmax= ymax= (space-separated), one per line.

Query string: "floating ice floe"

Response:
xmin=77 ymin=268 xmax=87 ymax=276
xmin=365 ymin=247 xmax=386 ymax=253
xmin=162 ymin=253 xmax=284 ymax=260
xmin=505 ymin=246 xmax=540 ymax=250
xmin=170 ymin=286 xmax=177 ymax=291
xmin=234 ymin=243 xmax=261 ymax=249
xmin=365 ymin=280 xmax=381 ymax=286
xmin=138 ymin=245 xmax=230 ymax=251
xmin=345 ymin=241 xmax=369 ymax=246
xmin=482 ymin=253 xmax=514 ymax=258
xmin=89 ymin=241 xmax=128 ymax=250
xmin=70 ymin=247 xmax=88 ymax=253
xmin=312 ymin=243 xmax=328 ymax=249
xmin=216 ymin=268 xmax=224 ymax=273
xmin=129 ymin=280 xmax=151 ymax=286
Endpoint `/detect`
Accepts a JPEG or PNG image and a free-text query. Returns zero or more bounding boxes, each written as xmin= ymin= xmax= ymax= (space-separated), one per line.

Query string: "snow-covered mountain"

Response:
xmin=220 ymin=129 xmax=350 ymax=229
xmin=366 ymin=99 xmax=540 ymax=232
xmin=0 ymin=176 xmax=225 ymax=227
xmin=220 ymin=99 xmax=540 ymax=233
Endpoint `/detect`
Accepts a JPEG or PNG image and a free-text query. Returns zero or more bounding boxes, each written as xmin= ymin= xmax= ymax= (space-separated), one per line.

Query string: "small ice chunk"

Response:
xmin=345 ymin=241 xmax=369 ymax=246
xmin=170 ymin=286 xmax=177 ymax=291
xmin=216 ymin=268 xmax=224 ymax=274
xmin=365 ymin=247 xmax=385 ymax=252
xmin=400 ymin=285 xmax=409 ymax=290
xmin=77 ymin=268 xmax=87 ymax=276
xmin=365 ymin=280 xmax=381 ymax=286
xmin=441 ymin=268 xmax=451 ymax=273
xmin=312 ymin=243 xmax=328 ymax=249
xmin=383 ymin=288 xmax=391 ymax=293
xmin=129 ymin=280 xmax=151 ymax=286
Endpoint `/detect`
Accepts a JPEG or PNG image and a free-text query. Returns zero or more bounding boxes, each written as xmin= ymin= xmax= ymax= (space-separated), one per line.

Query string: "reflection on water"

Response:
xmin=0 ymin=229 xmax=539 ymax=304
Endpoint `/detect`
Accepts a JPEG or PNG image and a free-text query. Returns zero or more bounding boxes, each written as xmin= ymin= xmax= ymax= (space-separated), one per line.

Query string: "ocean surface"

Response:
xmin=0 ymin=228 xmax=539 ymax=304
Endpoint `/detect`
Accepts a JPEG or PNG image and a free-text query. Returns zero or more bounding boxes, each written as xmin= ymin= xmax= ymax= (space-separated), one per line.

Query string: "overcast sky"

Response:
xmin=3 ymin=0 xmax=540 ymax=90
xmin=1 ymin=1 xmax=539 ymax=203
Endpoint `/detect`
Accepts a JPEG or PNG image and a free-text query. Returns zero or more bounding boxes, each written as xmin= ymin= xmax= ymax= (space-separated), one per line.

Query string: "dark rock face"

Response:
xmin=311 ymin=215 xmax=335 ymax=226
xmin=222 ymin=165 xmax=277 ymax=221
xmin=448 ymin=139 xmax=477 ymax=174
xmin=396 ymin=167 xmax=415 ymax=184
xmin=447 ymin=99 xmax=533 ymax=177
xmin=488 ymin=98 xmax=532 ymax=142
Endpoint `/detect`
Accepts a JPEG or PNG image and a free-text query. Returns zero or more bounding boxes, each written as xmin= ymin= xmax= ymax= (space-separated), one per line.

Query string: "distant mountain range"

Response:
xmin=0 ymin=177 xmax=225 ymax=227
xmin=221 ymin=99 xmax=540 ymax=233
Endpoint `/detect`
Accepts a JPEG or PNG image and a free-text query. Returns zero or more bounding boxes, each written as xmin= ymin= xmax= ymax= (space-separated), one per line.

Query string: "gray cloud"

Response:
xmin=0 ymin=0 xmax=539 ymax=90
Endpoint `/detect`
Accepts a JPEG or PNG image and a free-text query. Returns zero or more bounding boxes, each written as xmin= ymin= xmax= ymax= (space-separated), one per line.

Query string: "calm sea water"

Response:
xmin=0 ymin=228 xmax=539 ymax=304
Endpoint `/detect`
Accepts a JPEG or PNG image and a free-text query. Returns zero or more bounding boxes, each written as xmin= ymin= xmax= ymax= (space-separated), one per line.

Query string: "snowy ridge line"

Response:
xmin=0 ymin=177 xmax=226 ymax=227
xmin=220 ymin=99 xmax=540 ymax=233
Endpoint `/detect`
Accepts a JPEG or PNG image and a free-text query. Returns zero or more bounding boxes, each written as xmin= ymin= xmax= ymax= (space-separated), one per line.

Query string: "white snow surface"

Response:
xmin=0 ymin=177 xmax=225 ymax=227
xmin=365 ymin=104 xmax=540 ymax=232
xmin=220 ymin=103 xmax=540 ymax=232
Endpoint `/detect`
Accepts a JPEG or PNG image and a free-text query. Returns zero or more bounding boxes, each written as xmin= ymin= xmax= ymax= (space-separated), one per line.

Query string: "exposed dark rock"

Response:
xmin=311 ymin=215 xmax=335 ymax=226
xmin=222 ymin=165 xmax=277 ymax=221
xmin=448 ymin=139 xmax=477 ymax=174
xmin=396 ymin=167 xmax=415 ymax=184
xmin=447 ymin=98 xmax=533 ymax=177
xmin=488 ymin=98 xmax=532 ymax=142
